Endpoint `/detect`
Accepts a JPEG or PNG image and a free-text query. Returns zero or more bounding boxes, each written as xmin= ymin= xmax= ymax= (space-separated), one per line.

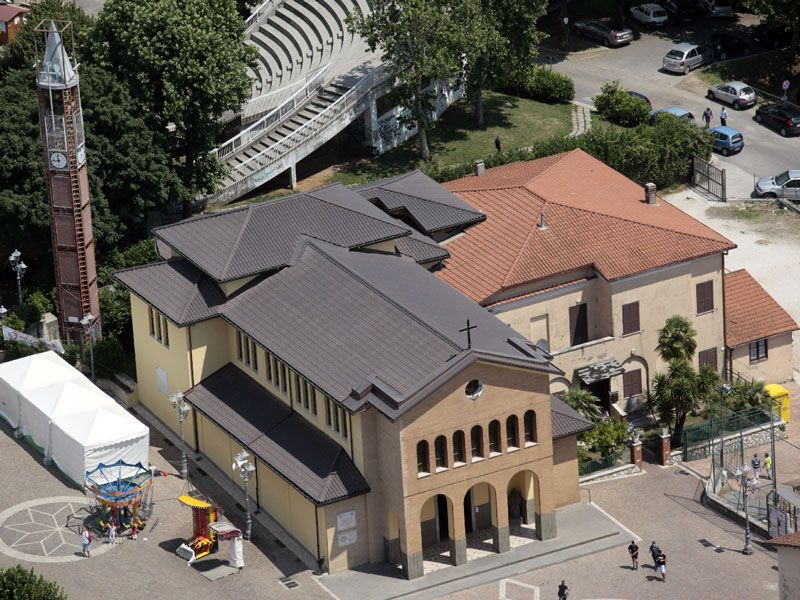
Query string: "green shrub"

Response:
xmin=593 ymin=81 xmax=650 ymax=127
xmin=0 ymin=566 xmax=67 ymax=600
xmin=26 ymin=289 xmax=54 ymax=317
xmin=12 ymin=302 xmax=42 ymax=327
xmin=2 ymin=341 xmax=47 ymax=361
xmin=525 ymin=68 xmax=575 ymax=104
xmin=2 ymin=312 xmax=25 ymax=332
xmin=582 ymin=419 xmax=629 ymax=457
xmin=90 ymin=335 xmax=125 ymax=379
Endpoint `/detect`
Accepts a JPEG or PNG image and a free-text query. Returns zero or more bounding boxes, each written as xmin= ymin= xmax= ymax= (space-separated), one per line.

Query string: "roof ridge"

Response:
xmin=304 ymin=192 xmax=411 ymax=242
xmin=305 ymin=242 xmax=465 ymax=353
xmin=523 ymin=149 xmax=580 ymax=185
xmin=499 ymin=191 xmax=548 ymax=291
xmin=220 ymin=205 xmax=256 ymax=279
xmin=370 ymin=187 xmax=481 ymax=215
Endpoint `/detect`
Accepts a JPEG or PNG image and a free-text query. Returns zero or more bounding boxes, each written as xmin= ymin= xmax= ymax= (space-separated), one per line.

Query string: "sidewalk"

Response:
xmin=319 ymin=502 xmax=630 ymax=600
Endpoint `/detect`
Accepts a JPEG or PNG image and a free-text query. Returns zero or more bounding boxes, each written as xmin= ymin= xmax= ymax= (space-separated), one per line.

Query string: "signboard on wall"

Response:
xmin=337 ymin=510 xmax=356 ymax=532
xmin=156 ymin=367 xmax=168 ymax=395
xmin=338 ymin=530 xmax=357 ymax=547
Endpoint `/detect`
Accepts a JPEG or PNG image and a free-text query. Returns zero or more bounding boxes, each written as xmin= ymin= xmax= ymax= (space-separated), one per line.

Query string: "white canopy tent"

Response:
xmin=0 ymin=351 xmax=149 ymax=485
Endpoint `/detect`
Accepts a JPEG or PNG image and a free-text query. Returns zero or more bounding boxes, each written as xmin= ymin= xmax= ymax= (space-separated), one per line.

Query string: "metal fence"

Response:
xmin=578 ymin=451 xmax=625 ymax=477
xmin=692 ymin=155 xmax=727 ymax=202
xmin=682 ymin=405 xmax=773 ymax=462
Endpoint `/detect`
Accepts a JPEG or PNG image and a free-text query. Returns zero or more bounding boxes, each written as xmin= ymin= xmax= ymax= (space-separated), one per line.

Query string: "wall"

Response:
xmin=196 ymin=413 xmax=245 ymax=490
xmin=778 ymin=546 xmax=800 ymax=600
xmin=730 ymin=332 xmax=794 ymax=383
xmin=189 ymin=318 xmax=230 ymax=384
xmin=552 ymin=436 xmax=580 ymax=508
xmin=324 ymin=495 xmax=370 ymax=573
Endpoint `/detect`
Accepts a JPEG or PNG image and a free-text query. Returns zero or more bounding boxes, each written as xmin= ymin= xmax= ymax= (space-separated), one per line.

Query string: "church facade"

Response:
xmin=117 ymin=174 xmax=591 ymax=579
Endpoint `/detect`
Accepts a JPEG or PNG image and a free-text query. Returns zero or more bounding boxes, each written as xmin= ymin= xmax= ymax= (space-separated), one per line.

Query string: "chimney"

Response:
xmin=474 ymin=159 xmax=485 ymax=177
xmin=644 ymin=182 xmax=657 ymax=205
xmin=537 ymin=211 xmax=547 ymax=230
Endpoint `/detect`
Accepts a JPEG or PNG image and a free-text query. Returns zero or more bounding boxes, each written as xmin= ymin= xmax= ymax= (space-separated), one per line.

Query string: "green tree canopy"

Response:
xmin=657 ymin=315 xmax=698 ymax=363
xmin=561 ymin=387 xmax=602 ymax=421
xmin=93 ymin=0 xmax=257 ymax=214
xmin=0 ymin=566 xmax=67 ymax=599
xmin=741 ymin=0 xmax=800 ymax=57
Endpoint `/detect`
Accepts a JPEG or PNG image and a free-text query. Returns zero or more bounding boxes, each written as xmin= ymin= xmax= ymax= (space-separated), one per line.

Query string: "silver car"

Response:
xmin=663 ymin=43 xmax=713 ymax=74
xmin=698 ymin=0 xmax=733 ymax=17
xmin=707 ymin=81 xmax=757 ymax=109
xmin=574 ymin=19 xmax=633 ymax=47
xmin=754 ymin=170 xmax=800 ymax=199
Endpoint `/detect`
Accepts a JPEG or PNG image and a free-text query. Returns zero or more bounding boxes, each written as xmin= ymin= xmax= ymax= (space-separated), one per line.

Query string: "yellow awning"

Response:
xmin=178 ymin=494 xmax=212 ymax=509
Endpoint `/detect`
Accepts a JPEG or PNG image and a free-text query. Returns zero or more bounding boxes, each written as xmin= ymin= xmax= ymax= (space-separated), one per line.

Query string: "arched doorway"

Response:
xmin=419 ymin=494 xmax=455 ymax=570
xmin=463 ymin=482 xmax=503 ymax=557
xmin=507 ymin=470 xmax=540 ymax=544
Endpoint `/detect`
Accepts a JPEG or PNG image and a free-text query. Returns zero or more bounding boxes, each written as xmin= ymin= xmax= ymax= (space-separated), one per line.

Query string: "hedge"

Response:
xmin=593 ymin=81 xmax=650 ymax=127
xmin=522 ymin=68 xmax=575 ymax=104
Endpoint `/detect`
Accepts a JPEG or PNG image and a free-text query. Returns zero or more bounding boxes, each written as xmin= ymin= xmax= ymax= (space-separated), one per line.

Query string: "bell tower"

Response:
xmin=34 ymin=21 xmax=100 ymax=344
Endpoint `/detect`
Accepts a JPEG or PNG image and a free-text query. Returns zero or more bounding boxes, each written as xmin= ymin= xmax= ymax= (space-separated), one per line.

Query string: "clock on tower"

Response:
xmin=34 ymin=21 xmax=100 ymax=344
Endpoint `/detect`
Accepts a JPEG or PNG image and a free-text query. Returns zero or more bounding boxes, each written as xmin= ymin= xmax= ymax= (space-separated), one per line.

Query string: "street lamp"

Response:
xmin=733 ymin=465 xmax=754 ymax=556
xmin=0 ymin=305 xmax=7 ymax=325
xmin=170 ymin=391 xmax=191 ymax=480
xmin=8 ymin=249 xmax=26 ymax=305
xmin=232 ymin=450 xmax=256 ymax=540
xmin=80 ymin=314 xmax=99 ymax=382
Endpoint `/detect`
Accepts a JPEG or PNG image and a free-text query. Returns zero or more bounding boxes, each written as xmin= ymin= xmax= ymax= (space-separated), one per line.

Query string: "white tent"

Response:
xmin=0 ymin=351 xmax=149 ymax=485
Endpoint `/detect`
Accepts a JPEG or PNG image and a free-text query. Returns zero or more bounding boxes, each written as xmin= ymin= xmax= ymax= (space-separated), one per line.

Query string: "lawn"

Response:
xmin=332 ymin=91 xmax=572 ymax=186
xmin=698 ymin=49 xmax=799 ymax=99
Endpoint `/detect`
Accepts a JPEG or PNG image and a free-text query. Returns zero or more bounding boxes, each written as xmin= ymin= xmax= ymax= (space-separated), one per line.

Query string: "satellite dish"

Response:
xmin=535 ymin=339 xmax=550 ymax=353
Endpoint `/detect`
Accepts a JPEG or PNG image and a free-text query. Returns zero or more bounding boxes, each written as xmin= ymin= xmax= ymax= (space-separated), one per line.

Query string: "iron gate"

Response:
xmin=692 ymin=155 xmax=727 ymax=201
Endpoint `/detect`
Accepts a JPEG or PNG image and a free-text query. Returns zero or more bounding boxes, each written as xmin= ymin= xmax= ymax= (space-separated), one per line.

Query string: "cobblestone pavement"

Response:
xmin=445 ymin=465 xmax=779 ymax=600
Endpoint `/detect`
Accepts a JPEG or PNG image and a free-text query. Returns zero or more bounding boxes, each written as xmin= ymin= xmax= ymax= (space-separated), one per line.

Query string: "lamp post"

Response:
xmin=170 ymin=391 xmax=190 ymax=480
xmin=80 ymin=313 xmax=99 ymax=382
xmin=0 ymin=305 xmax=7 ymax=325
xmin=8 ymin=250 xmax=26 ymax=305
xmin=232 ymin=450 xmax=255 ymax=540
xmin=734 ymin=465 xmax=754 ymax=555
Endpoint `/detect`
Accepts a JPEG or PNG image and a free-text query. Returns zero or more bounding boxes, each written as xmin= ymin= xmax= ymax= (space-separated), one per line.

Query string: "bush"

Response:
xmin=582 ymin=419 xmax=629 ymax=458
xmin=26 ymin=289 xmax=54 ymax=317
xmin=524 ymin=68 xmax=575 ymax=104
xmin=3 ymin=341 xmax=47 ymax=361
xmin=12 ymin=302 xmax=42 ymax=328
xmin=90 ymin=335 xmax=125 ymax=379
xmin=0 ymin=566 xmax=67 ymax=600
xmin=2 ymin=312 xmax=25 ymax=332
xmin=593 ymin=81 xmax=650 ymax=127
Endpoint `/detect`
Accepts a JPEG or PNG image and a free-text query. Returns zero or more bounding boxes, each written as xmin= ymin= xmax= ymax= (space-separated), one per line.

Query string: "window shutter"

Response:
xmin=696 ymin=281 xmax=714 ymax=313
xmin=569 ymin=303 xmax=588 ymax=346
xmin=622 ymin=302 xmax=640 ymax=335
xmin=623 ymin=369 xmax=642 ymax=398
xmin=699 ymin=348 xmax=718 ymax=371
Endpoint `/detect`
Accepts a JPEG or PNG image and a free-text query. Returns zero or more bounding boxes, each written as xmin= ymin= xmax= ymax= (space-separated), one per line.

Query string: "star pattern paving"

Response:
xmin=0 ymin=502 xmax=85 ymax=558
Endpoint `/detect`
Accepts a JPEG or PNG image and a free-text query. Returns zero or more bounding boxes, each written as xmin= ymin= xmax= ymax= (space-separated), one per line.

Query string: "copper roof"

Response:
xmin=724 ymin=270 xmax=798 ymax=348
xmin=437 ymin=150 xmax=736 ymax=305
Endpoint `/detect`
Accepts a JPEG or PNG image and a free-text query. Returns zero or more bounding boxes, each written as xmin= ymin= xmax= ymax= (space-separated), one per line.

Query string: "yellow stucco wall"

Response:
xmin=730 ymin=332 xmax=795 ymax=383
xmin=196 ymin=413 xmax=246 ymax=490
xmin=324 ymin=495 xmax=370 ymax=573
xmin=190 ymin=318 xmax=230 ymax=383
xmin=778 ymin=546 xmax=800 ymax=600
xmin=552 ymin=436 xmax=580 ymax=508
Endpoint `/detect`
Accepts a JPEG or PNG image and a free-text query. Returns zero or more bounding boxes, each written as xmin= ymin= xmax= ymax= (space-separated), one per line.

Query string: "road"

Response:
xmin=547 ymin=16 xmax=798 ymax=197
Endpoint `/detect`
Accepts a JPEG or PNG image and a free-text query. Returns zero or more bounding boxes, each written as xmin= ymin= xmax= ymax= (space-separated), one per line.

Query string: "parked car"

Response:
xmin=709 ymin=126 xmax=744 ymax=156
xmin=697 ymin=0 xmax=733 ymax=17
xmin=662 ymin=43 xmax=713 ymax=74
xmin=627 ymin=90 xmax=652 ymax=107
xmin=574 ymin=18 xmax=633 ymax=46
xmin=706 ymin=81 xmax=757 ymax=109
xmin=754 ymin=103 xmax=800 ymax=137
xmin=630 ymin=3 xmax=669 ymax=27
xmin=754 ymin=170 xmax=800 ymax=198
xmin=662 ymin=0 xmax=696 ymax=21
xmin=752 ymin=20 xmax=792 ymax=49
xmin=707 ymin=33 xmax=752 ymax=59
xmin=649 ymin=106 xmax=695 ymax=125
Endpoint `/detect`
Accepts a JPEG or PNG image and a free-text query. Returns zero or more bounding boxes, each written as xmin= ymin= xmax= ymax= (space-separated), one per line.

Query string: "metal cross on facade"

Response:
xmin=459 ymin=319 xmax=477 ymax=349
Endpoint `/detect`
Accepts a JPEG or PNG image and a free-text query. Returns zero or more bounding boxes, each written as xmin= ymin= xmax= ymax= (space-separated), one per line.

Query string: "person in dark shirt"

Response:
xmin=557 ymin=580 xmax=569 ymax=599
xmin=628 ymin=540 xmax=639 ymax=570
xmin=649 ymin=541 xmax=661 ymax=567
xmin=495 ymin=134 xmax=502 ymax=153
xmin=655 ymin=552 xmax=667 ymax=582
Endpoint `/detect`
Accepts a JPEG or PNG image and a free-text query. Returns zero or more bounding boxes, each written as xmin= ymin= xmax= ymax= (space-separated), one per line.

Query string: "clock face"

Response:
xmin=50 ymin=152 xmax=67 ymax=170
xmin=76 ymin=146 xmax=86 ymax=165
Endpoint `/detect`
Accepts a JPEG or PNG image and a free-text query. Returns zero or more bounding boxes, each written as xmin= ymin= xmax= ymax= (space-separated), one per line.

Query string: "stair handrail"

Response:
xmin=214 ymin=64 xmax=331 ymax=160
xmin=230 ymin=64 xmax=389 ymax=180
xmin=244 ymin=0 xmax=279 ymax=35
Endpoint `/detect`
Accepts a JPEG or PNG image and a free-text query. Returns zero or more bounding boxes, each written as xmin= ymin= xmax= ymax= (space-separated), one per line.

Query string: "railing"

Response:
xmin=244 ymin=0 xmax=279 ymax=35
xmin=692 ymin=155 xmax=727 ymax=202
xmin=214 ymin=64 xmax=330 ymax=160
xmin=578 ymin=451 xmax=624 ymax=477
xmin=241 ymin=65 xmax=331 ymax=123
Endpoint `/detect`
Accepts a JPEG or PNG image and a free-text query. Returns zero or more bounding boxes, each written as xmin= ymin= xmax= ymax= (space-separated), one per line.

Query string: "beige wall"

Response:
xmin=324 ymin=495 xmax=370 ymax=573
xmin=493 ymin=254 xmax=726 ymax=398
xmin=190 ymin=318 xmax=229 ymax=383
xmin=552 ymin=436 xmax=579 ymax=508
xmin=778 ymin=546 xmax=800 ymax=600
xmin=730 ymin=332 xmax=795 ymax=383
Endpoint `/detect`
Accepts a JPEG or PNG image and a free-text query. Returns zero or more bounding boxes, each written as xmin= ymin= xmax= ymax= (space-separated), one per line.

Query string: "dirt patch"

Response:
xmin=706 ymin=201 xmax=800 ymax=238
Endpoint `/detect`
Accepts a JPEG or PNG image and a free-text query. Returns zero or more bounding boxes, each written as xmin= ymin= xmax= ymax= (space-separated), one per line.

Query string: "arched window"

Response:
xmin=470 ymin=425 xmax=484 ymax=460
xmin=434 ymin=435 xmax=447 ymax=470
xmin=453 ymin=430 xmax=466 ymax=464
xmin=506 ymin=415 xmax=519 ymax=449
xmin=416 ymin=440 xmax=430 ymax=474
xmin=488 ymin=420 xmax=501 ymax=454
xmin=524 ymin=410 xmax=537 ymax=444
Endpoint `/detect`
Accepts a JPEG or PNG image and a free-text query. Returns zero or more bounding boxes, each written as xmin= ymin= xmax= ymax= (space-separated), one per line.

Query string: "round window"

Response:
xmin=465 ymin=379 xmax=483 ymax=400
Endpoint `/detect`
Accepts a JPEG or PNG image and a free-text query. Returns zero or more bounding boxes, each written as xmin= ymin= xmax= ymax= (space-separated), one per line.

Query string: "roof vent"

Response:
xmin=474 ymin=159 xmax=485 ymax=177
xmin=644 ymin=182 xmax=657 ymax=205
xmin=537 ymin=211 xmax=547 ymax=230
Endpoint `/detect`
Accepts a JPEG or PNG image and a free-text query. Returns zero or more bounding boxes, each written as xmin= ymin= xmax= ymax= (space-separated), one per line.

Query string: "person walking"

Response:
xmin=649 ymin=541 xmax=660 ymax=567
xmin=752 ymin=453 xmax=762 ymax=479
xmin=702 ymin=107 xmax=713 ymax=128
xmin=108 ymin=522 xmax=117 ymax=545
xmin=81 ymin=528 xmax=92 ymax=557
xmin=720 ymin=107 xmax=728 ymax=126
xmin=557 ymin=580 xmax=569 ymax=599
xmin=655 ymin=551 xmax=667 ymax=582
xmin=495 ymin=134 xmax=502 ymax=153
xmin=764 ymin=452 xmax=773 ymax=480
xmin=628 ymin=540 xmax=639 ymax=570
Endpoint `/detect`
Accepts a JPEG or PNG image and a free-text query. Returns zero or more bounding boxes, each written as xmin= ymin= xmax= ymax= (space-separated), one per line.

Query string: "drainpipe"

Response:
xmin=188 ymin=325 xmax=199 ymax=451
xmin=720 ymin=254 xmax=728 ymax=380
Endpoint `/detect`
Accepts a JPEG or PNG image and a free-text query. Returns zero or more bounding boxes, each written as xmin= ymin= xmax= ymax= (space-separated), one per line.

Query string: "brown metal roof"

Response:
xmin=438 ymin=150 xmax=736 ymax=305
xmin=185 ymin=364 xmax=370 ymax=505
xmin=724 ymin=270 xmax=798 ymax=348
xmin=551 ymin=396 xmax=594 ymax=439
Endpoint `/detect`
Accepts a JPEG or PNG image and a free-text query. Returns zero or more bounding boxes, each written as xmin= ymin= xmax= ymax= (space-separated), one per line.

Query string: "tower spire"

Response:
xmin=37 ymin=21 xmax=78 ymax=90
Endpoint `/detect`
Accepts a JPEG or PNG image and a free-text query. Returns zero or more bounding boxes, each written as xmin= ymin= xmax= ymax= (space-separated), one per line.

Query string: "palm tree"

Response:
xmin=657 ymin=315 xmax=697 ymax=362
xmin=561 ymin=387 xmax=602 ymax=422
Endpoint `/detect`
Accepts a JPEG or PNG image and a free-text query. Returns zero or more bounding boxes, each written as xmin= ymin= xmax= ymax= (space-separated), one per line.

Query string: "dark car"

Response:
xmin=755 ymin=103 xmax=800 ymax=137
xmin=707 ymin=33 xmax=752 ymax=60
xmin=574 ymin=18 xmax=634 ymax=46
xmin=627 ymin=90 xmax=652 ymax=107
xmin=752 ymin=21 xmax=792 ymax=49
xmin=662 ymin=0 xmax=695 ymax=21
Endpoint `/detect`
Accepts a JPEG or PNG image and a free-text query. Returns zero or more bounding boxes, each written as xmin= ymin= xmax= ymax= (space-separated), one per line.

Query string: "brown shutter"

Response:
xmin=622 ymin=302 xmax=640 ymax=335
xmin=696 ymin=281 xmax=714 ymax=313
xmin=623 ymin=369 xmax=642 ymax=398
xmin=569 ymin=303 xmax=588 ymax=346
xmin=699 ymin=348 xmax=718 ymax=371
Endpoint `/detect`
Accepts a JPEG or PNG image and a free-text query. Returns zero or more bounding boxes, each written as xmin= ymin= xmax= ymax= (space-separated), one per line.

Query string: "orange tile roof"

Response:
xmin=724 ymin=270 xmax=798 ymax=347
xmin=438 ymin=149 xmax=736 ymax=305
xmin=768 ymin=531 xmax=800 ymax=548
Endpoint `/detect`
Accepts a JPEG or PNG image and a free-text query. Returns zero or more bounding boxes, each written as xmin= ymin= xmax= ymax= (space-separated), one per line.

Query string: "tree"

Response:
xmin=593 ymin=81 xmax=650 ymax=127
xmin=582 ymin=418 xmax=629 ymax=457
xmin=0 ymin=566 xmax=67 ymax=600
xmin=741 ymin=0 xmax=800 ymax=58
xmin=94 ymin=0 xmax=257 ymax=215
xmin=656 ymin=315 xmax=697 ymax=362
xmin=349 ymin=0 xmax=468 ymax=161
xmin=561 ymin=387 xmax=602 ymax=421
